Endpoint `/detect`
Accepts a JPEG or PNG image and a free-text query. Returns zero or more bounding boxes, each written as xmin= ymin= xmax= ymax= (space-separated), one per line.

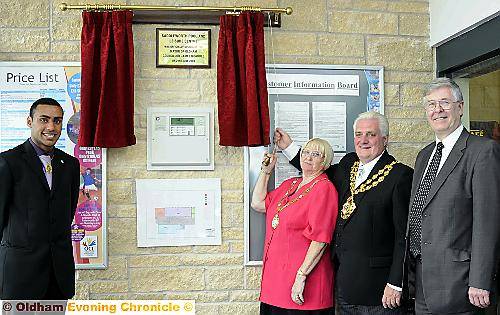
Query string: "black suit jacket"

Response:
xmin=0 ymin=140 xmax=80 ymax=299
xmin=292 ymin=151 xmax=413 ymax=306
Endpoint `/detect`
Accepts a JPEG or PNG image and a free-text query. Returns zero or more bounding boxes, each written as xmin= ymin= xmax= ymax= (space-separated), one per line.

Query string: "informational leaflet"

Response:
xmin=274 ymin=101 xmax=309 ymax=146
xmin=136 ymin=178 xmax=221 ymax=247
xmin=332 ymin=152 xmax=346 ymax=165
xmin=274 ymin=153 xmax=301 ymax=187
xmin=0 ymin=62 xmax=107 ymax=269
xmin=312 ymin=102 xmax=347 ymax=152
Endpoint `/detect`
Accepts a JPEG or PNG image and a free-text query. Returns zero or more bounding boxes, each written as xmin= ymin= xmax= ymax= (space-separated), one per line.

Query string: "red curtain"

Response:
xmin=79 ymin=11 xmax=136 ymax=148
xmin=217 ymin=12 xmax=270 ymax=147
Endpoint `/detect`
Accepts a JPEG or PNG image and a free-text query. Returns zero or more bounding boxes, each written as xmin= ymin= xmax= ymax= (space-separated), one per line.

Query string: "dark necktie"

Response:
xmin=409 ymin=142 xmax=444 ymax=257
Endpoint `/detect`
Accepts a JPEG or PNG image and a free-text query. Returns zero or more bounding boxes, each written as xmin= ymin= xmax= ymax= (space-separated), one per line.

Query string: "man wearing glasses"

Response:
xmin=407 ymin=78 xmax=500 ymax=314
xmin=275 ymin=111 xmax=413 ymax=314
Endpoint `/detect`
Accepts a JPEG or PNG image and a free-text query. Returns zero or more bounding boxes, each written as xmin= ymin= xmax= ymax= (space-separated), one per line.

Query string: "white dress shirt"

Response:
xmin=282 ymin=141 xmax=301 ymax=161
xmin=421 ymin=125 xmax=464 ymax=180
xmin=355 ymin=154 xmax=383 ymax=188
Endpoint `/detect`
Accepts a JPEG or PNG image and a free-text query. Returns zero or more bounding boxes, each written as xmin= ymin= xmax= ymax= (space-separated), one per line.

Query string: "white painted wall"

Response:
xmin=430 ymin=0 xmax=500 ymax=47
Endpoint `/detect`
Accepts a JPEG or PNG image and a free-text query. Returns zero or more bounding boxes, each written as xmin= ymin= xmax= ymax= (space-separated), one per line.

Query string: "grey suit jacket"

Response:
xmin=408 ymin=128 xmax=500 ymax=313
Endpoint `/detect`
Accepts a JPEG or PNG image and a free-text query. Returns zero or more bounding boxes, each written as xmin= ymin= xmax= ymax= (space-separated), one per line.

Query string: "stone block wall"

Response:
xmin=0 ymin=0 xmax=434 ymax=313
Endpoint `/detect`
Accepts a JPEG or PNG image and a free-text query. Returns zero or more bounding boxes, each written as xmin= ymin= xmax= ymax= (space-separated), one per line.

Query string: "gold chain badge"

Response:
xmin=271 ymin=178 xmax=327 ymax=229
xmin=341 ymin=160 xmax=398 ymax=219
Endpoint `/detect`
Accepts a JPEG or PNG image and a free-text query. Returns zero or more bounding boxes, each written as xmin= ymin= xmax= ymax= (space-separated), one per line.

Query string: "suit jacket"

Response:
xmin=0 ymin=140 xmax=80 ymax=299
xmin=292 ymin=151 xmax=413 ymax=305
xmin=408 ymin=129 xmax=500 ymax=313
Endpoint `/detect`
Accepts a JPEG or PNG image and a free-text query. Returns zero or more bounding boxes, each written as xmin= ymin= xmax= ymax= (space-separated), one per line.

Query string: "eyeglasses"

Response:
xmin=424 ymin=99 xmax=460 ymax=111
xmin=301 ymin=150 xmax=324 ymax=159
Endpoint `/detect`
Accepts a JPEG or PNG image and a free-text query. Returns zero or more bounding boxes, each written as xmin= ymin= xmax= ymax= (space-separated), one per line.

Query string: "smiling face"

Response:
xmin=27 ymin=104 xmax=63 ymax=152
xmin=425 ymin=86 xmax=463 ymax=140
xmin=354 ymin=118 xmax=387 ymax=164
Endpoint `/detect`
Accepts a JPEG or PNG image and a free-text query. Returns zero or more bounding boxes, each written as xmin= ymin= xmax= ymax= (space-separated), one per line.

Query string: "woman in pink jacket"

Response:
xmin=252 ymin=138 xmax=338 ymax=315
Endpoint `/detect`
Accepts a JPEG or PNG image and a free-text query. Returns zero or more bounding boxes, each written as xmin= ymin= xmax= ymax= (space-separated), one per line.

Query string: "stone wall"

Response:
xmin=0 ymin=0 xmax=434 ymax=314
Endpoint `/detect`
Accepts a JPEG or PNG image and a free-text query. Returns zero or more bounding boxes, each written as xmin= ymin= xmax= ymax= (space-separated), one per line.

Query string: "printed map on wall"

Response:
xmin=0 ymin=62 xmax=107 ymax=269
xmin=136 ymin=178 xmax=221 ymax=247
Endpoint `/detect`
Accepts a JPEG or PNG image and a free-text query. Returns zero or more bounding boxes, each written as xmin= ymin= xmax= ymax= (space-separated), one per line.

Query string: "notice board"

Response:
xmin=244 ymin=64 xmax=384 ymax=265
xmin=0 ymin=62 xmax=107 ymax=269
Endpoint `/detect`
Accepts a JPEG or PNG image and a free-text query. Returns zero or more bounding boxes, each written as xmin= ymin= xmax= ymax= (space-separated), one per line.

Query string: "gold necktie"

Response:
xmin=45 ymin=163 xmax=52 ymax=174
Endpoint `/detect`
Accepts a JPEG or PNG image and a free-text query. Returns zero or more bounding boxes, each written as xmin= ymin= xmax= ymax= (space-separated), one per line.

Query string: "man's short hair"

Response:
xmin=353 ymin=111 xmax=389 ymax=137
xmin=29 ymin=98 xmax=63 ymax=118
xmin=425 ymin=77 xmax=463 ymax=102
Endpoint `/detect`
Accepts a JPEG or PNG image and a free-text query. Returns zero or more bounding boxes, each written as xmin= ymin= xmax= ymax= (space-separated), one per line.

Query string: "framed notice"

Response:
xmin=0 ymin=62 xmax=108 ymax=269
xmin=156 ymin=28 xmax=211 ymax=68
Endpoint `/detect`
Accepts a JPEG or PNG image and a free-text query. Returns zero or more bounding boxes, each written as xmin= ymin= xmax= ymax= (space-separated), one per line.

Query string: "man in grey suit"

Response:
xmin=408 ymin=78 xmax=500 ymax=314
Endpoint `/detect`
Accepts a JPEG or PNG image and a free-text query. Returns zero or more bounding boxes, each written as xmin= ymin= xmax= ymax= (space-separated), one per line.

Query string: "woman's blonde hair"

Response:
xmin=303 ymin=138 xmax=334 ymax=167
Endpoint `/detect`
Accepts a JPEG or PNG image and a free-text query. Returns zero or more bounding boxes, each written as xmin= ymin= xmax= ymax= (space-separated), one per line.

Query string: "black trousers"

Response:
xmin=42 ymin=264 xmax=66 ymax=300
xmin=336 ymin=283 xmax=403 ymax=315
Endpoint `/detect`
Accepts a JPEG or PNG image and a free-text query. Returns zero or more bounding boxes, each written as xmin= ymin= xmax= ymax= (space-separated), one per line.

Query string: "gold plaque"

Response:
xmin=156 ymin=28 xmax=211 ymax=68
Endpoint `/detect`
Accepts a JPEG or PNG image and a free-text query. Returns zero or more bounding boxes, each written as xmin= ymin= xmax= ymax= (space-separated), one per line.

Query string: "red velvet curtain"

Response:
xmin=217 ymin=12 xmax=270 ymax=147
xmin=79 ymin=11 xmax=136 ymax=148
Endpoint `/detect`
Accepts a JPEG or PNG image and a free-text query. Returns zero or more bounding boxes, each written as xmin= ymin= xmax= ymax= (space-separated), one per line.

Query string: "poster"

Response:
xmin=312 ymin=101 xmax=347 ymax=151
xmin=0 ymin=62 xmax=107 ymax=269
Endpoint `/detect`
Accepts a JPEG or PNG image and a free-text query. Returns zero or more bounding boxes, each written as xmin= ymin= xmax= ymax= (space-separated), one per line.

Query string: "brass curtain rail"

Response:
xmin=59 ymin=3 xmax=293 ymax=15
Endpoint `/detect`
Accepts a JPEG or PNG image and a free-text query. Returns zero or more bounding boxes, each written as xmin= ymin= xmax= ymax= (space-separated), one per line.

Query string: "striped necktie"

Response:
xmin=409 ymin=142 xmax=444 ymax=257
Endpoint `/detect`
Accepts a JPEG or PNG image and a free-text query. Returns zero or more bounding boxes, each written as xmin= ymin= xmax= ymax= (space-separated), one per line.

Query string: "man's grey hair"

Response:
xmin=425 ymin=77 xmax=463 ymax=102
xmin=353 ymin=111 xmax=389 ymax=137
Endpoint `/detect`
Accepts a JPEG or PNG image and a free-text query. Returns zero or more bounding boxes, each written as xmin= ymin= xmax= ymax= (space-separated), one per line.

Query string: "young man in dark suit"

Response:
xmin=276 ymin=111 xmax=413 ymax=314
xmin=0 ymin=97 xmax=80 ymax=299
xmin=408 ymin=78 xmax=500 ymax=314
